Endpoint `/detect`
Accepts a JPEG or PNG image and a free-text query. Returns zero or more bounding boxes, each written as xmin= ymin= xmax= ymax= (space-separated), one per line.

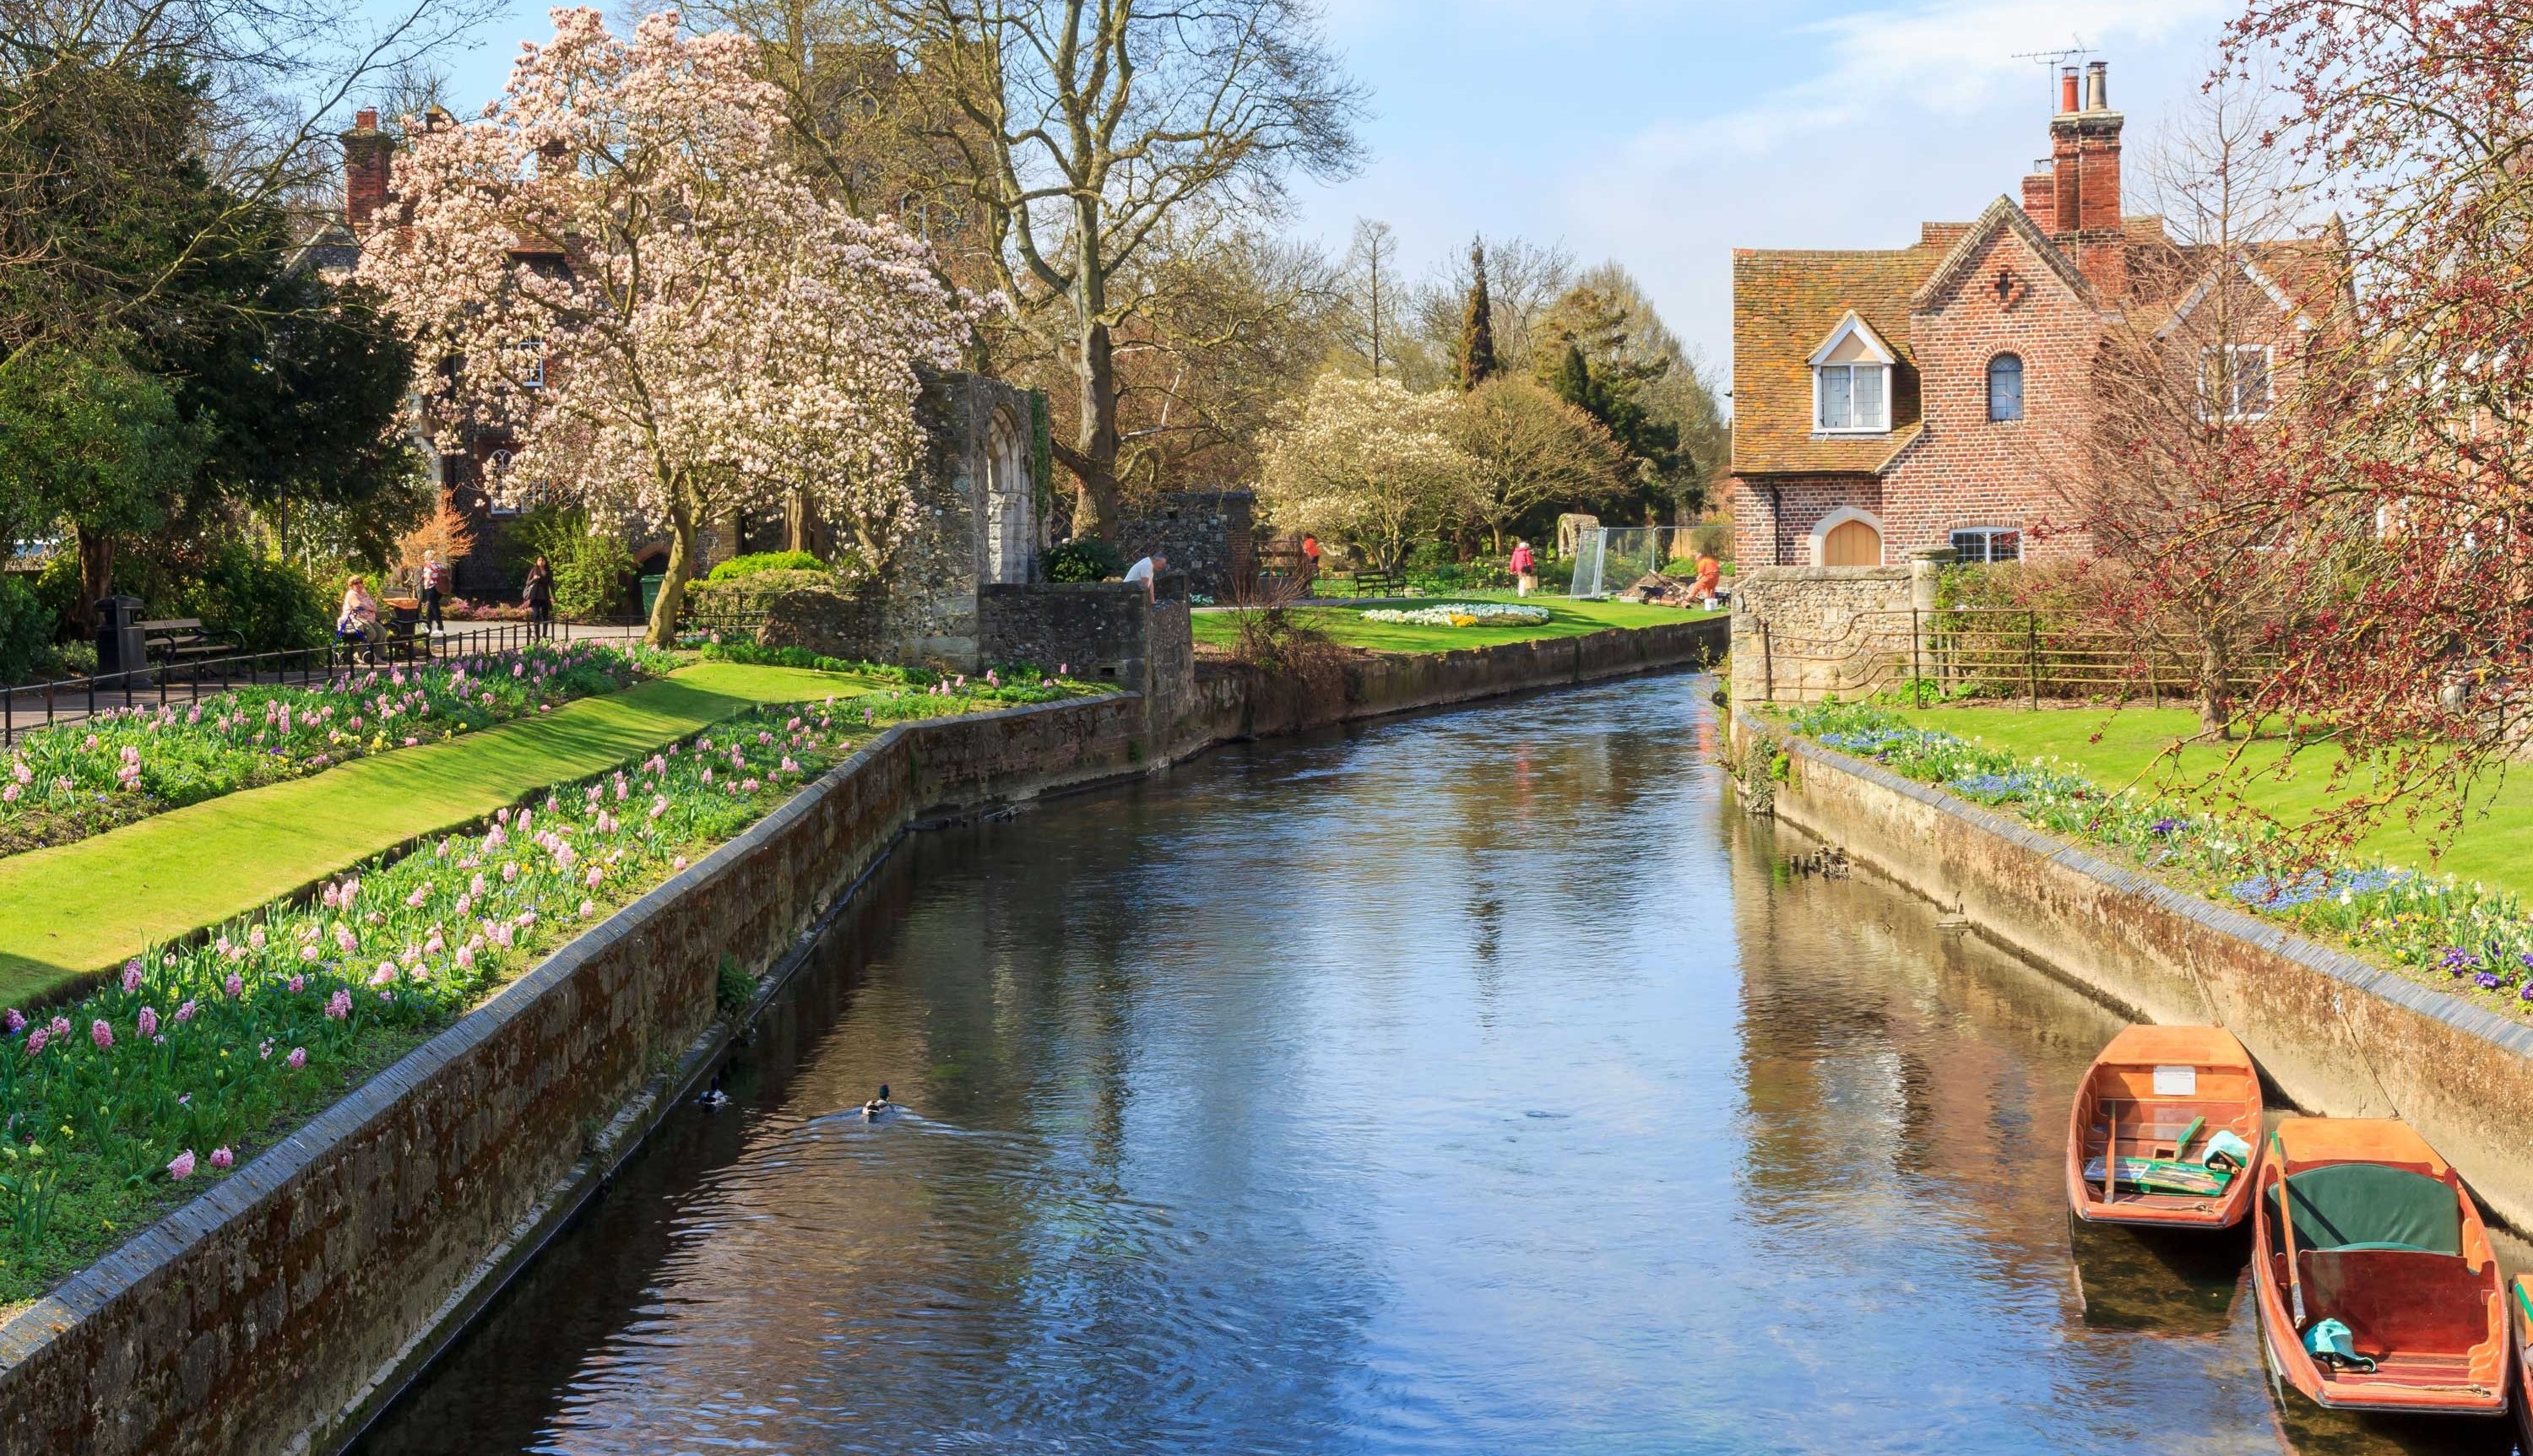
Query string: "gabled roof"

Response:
xmin=1731 ymin=238 xmax=1949 ymax=476
xmin=1807 ymin=311 xmax=1897 ymax=366
xmin=1911 ymin=196 xmax=2092 ymax=312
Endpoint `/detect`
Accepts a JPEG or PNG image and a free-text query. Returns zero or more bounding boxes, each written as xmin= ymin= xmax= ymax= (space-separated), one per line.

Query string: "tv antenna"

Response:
xmin=2011 ymin=39 xmax=2095 ymax=107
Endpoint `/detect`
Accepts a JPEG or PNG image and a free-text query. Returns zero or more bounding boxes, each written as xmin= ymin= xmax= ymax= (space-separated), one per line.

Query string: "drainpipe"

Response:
xmin=1767 ymin=484 xmax=1785 ymax=566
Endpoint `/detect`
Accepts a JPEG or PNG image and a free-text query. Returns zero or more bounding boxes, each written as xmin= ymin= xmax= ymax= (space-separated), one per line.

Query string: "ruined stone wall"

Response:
xmin=1114 ymin=490 xmax=1256 ymax=599
xmin=1728 ymin=563 xmax=1928 ymax=703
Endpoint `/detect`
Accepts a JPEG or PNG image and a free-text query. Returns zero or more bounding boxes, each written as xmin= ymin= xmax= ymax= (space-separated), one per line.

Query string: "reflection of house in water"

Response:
xmin=1724 ymin=811 xmax=2123 ymax=1276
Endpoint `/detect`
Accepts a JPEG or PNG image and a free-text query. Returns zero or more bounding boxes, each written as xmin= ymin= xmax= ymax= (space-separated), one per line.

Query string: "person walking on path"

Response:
xmin=420 ymin=552 xmax=449 ymax=635
xmin=523 ymin=556 xmax=555 ymax=641
xmin=336 ymin=576 xmax=382 ymax=662
xmin=1509 ymin=540 xmax=1538 ymax=598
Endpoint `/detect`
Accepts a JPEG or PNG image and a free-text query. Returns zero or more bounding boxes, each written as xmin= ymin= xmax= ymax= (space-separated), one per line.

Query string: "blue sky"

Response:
xmin=415 ymin=0 xmax=2238 ymax=388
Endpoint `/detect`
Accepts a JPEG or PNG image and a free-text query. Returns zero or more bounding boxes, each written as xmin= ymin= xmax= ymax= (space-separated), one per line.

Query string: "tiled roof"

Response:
xmin=1730 ymin=239 xmax=1949 ymax=476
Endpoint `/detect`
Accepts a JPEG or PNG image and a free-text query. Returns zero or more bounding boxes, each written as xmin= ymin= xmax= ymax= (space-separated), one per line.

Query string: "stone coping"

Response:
xmin=1737 ymin=706 xmax=2533 ymax=1068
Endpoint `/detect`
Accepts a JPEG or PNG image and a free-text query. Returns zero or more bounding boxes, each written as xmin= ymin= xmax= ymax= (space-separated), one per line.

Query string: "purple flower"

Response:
xmin=134 ymin=1006 xmax=157 ymax=1039
xmin=89 ymin=1019 xmax=112 ymax=1050
xmin=165 ymin=1150 xmax=195 ymax=1180
xmin=2147 ymin=817 xmax=2183 ymax=837
xmin=325 ymin=988 xmax=352 ymax=1020
xmin=209 ymin=1147 xmax=234 ymax=1170
xmin=2441 ymin=947 xmax=2481 ymax=975
xmin=3 ymin=1009 xmax=21 ymax=1035
xmin=2476 ymin=972 xmax=2503 ymax=991
xmin=120 ymin=960 xmax=143 ymax=994
xmin=24 ymin=1028 xmax=46 ymax=1057
xmin=287 ymin=1047 xmax=307 ymax=1069
xmin=224 ymin=973 xmax=242 ymax=999
xmin=175 ymin=999 xmax=198 ymax=1024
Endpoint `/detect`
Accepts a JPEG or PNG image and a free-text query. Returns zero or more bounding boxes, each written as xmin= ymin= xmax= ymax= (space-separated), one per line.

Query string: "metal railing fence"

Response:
xmin=1746 ymin=607 xmax=2274 ymax=707
xmin=0 ymin=619 xmax=617 ymax=747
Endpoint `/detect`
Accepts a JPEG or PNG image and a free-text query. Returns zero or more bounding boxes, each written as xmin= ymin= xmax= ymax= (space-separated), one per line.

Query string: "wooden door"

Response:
xmin=1823 ymin=519 xmax=1882 ymax=566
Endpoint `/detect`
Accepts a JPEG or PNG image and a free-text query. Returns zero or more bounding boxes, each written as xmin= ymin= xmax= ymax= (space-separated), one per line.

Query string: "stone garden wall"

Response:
xmin=1114 ymin=490 xmax=1256 ymax=599
xmin=1728 ymin=561 xmax=1929 ymax=703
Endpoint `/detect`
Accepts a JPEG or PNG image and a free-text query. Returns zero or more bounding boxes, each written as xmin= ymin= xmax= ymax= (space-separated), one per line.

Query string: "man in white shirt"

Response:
xmin=1122 ymin=552 xmax=1166 ymax=602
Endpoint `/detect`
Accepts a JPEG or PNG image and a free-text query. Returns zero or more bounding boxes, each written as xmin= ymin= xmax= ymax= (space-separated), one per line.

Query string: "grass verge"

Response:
xmin=1191 ymin=595 xmax=1717 ymax=654
xmin=0 ymin=662 xmax=881 ymax=1003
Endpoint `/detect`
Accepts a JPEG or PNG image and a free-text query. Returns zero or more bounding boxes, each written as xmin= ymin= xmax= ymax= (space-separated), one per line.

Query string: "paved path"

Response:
xmin=0 ymin=661 xmax=869 ymax=1003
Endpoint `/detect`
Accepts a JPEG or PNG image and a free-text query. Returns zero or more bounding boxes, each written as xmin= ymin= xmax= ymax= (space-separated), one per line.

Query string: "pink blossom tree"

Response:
xmin=359 ymin=8 xmax=990 ymax=645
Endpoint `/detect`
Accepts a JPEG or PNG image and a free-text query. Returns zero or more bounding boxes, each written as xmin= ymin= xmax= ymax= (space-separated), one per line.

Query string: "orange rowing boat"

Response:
xmin=2251 ymin=1118 xmax=2508 ymax=1416
xmin=2065 ymin=1026 xmax=2261 ymax=1229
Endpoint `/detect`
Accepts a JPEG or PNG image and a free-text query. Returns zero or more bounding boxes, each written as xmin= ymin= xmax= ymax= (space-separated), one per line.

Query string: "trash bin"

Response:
xmin=639 ymin=573 xmax=665 ymax=621
xmin=95 ymin=594 xmax=146 ymax=679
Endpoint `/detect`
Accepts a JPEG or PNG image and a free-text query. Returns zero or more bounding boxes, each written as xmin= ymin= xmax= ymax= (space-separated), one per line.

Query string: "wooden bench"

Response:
xmin=1348 ymin=568 xmax=1402 ymax=598
xmin=139 ymin=619 xmax=243 ymax=663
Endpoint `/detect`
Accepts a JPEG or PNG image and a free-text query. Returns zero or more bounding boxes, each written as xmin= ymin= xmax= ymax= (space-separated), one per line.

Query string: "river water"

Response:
xmin=353 ymin=674 xmax=2518 ymax=1455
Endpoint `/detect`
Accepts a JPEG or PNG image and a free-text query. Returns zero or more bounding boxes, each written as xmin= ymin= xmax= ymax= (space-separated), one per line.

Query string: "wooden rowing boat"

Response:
xmin=2065 ymin=1025 xmax=2260 ymax=1229
xmin=2513 ymin=1275 xmax=2533 ymax=1448
xmin=2251 ymin=1118 xmax=2508 ymax=1416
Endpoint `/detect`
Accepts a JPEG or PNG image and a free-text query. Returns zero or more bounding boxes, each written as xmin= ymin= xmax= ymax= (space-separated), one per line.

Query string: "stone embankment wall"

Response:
xmin=0 ymin=615 xmax=1723 ymax=1456
xmin=1113 ymin=490 xmax=1256 ymax=599
xmin=1734 ymin=708 xmax=2533 ymax=1232
xmin=1729 ymin=556 xmax=1934 ymax=704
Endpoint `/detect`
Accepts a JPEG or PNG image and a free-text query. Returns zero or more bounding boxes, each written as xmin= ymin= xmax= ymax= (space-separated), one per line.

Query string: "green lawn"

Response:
xmin=1887 ymin=705 xmax=2533 ymax=897
xmin=1192 ymin=594 xmax=1720 ymax=654
xmin=0 ymin=660 xmax=882 ymax=1004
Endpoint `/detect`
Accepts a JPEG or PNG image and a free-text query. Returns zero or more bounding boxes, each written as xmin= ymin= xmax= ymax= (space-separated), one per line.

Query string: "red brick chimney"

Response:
xmin=2047 ymin=61 xmax=2124 ymax=298
xmin=342 ymin=108 xmax=393 ymax=235
xmin=2020 ymin=163 xmax=2056 ymax=231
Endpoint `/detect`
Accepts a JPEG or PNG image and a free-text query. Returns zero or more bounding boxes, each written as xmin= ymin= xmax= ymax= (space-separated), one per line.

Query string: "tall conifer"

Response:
xmin=1456 ymin=238 xmax=1498 ymax=392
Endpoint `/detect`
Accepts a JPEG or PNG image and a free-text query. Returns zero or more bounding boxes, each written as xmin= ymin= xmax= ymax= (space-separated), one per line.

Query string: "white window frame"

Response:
xmin=485 ymin=448 xmax=519 ymax=517
xmin=1949 ymin=526 xmax=2022 ymax=565
xmin=1807 ymin=311 xmax=1896 ymax=436
xmin=2204 ymin=344 xmax=2272 ymax=421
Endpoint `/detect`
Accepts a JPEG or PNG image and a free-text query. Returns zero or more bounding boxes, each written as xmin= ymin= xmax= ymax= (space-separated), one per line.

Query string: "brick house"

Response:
xmin=1728 ymin=62 xmax=2342 ymax=570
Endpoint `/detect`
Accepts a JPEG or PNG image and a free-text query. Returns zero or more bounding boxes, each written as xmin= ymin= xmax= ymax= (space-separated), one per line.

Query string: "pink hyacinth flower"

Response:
xmin=287 ymin=1047 xmax=307 ymax=1069
xmin=288 ymin=974 xmax=306 ymax=993
xmin=90 ymin=1020 xmax=112 ymax=1050
xmin=176 ymin=999 xmax=198 ymax=1023
xmin=209 ymin=1147 xmax=234 ymax=1171
xmin=3 ymin=1009 xmax=20 ymax=1034
xmin=122 ymin=960 xmax=144 ymax=994
xmin=326 ymin=989 xmax=352 ymax=1020
xmin=24 ymin=1028 xmax=46 ymax=1057
xmin=135 ymin=1006 xmax=158 ymax=1039
xmin=166 ymin=1150 xmax=195 ymax=1180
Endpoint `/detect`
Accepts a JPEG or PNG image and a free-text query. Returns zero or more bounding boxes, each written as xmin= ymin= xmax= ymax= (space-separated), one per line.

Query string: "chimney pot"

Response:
xmin=2084 ymin=61 xmax=2108 ymax=111
xmin=2060 ymin=66 xmax=2080 ymax=114
xmin=355 ymin=107 xmax=378 ymax=130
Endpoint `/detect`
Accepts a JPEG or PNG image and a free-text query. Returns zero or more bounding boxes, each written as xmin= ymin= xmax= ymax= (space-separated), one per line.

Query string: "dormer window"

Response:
xmin=1809 ymin=311 xmax=1896 ymax=434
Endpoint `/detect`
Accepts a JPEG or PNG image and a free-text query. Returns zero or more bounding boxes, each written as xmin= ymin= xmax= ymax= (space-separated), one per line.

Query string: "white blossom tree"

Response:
xmin=1257 ymin=373 xmax=1468 ymax=571
xmin=358 ymin=7 xmax=990 ymax=644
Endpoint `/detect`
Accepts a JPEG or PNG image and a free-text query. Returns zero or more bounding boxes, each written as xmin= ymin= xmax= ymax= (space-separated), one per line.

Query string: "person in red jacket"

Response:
xmin=1509 ymin=540 xmax=1538 ymax=598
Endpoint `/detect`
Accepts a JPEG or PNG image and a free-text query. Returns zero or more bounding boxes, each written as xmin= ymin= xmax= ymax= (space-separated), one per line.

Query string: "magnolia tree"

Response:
xmin=360 ymin=8 xmax=990 ymax=645
xmin=1257 ymin=374 xmax=1469 ymax=572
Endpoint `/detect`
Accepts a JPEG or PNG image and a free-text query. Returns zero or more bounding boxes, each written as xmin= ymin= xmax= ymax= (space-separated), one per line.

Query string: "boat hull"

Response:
xmin=2065 ymin=1025 xmax=2260 ymax=1231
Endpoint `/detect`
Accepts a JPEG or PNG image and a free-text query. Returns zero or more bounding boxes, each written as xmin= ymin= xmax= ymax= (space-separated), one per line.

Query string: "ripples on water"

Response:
xmin=355 ymin=675 xmax=2519 ymax=1455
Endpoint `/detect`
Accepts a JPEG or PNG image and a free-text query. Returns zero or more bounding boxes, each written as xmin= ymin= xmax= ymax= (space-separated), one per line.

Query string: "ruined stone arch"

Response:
xmin=984 ymin=406 xmax=1035 ymax=585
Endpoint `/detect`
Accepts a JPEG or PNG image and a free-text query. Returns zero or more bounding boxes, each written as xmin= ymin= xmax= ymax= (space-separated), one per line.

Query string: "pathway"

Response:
xmin=0 ymin=661 xmax=871 ymax=1004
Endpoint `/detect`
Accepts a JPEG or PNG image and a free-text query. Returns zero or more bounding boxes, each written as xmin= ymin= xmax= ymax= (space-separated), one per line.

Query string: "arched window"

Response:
xmin=1987 ymin=354 xmax=2025 ymax=422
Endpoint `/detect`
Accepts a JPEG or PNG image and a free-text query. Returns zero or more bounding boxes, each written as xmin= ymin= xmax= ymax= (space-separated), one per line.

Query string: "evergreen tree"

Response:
xmin=1456 ymin=238 xmax=1497 ymax=391
xmin=1550 ymin=342 xmax=1592 ymax=411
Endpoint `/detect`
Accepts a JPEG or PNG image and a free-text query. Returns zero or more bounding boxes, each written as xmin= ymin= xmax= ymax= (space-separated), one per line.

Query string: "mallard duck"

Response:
xmin=860 ymin=1085 xmax=892 ymax=1119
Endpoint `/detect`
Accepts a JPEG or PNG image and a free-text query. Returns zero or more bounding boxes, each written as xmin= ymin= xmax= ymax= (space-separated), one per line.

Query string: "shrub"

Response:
xmin=171 ymin=545 xmax=330 ymax=653
xmin=708 ymin=550 xmax=827 ymax=582
xmin=0 ymin=574 xmax=55 ymax=684
xmin=1407 ymin=539 xmax=1461 ymax=571
xmin=519 ymin=506 xmax=637 ymax=620
xmin=1044 ymin=538 xmax=1121 ymax=583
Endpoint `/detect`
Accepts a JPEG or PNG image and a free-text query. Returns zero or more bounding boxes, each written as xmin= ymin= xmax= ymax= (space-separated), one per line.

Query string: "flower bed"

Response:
xmin=0 ymin=702 xmax=859 ymax=1303
xmin=1783 ymin=701 xmax=2533 ymax=1016
xmin=0 ymin=642 xmax=666 ymax=858
xmin=1359 ymin=602 xmax=1553 ymax=628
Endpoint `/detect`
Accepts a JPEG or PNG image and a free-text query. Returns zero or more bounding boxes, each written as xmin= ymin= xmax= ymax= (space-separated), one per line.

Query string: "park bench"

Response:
xmin=140 ymin=619 xmax=244 ymax=664
xmin=1348 ymin=568 xmax=1401 ymax=598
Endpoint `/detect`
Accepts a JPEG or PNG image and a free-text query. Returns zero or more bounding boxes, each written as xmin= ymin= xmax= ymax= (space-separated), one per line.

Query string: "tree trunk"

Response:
xmin=1071 ymin=315 xmax=1121 ymax=540
xmin=73 ymin=526 xmax=114 ymax=634
xmin=2198 ymin=632 xmax=2234 ymax=739
xmin=647 ymin=501 xmax=697 ymax=649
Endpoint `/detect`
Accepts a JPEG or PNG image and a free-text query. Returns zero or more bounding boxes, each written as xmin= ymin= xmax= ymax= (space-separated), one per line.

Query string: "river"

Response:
xmin=352 ymin=674 xmax=2517 ymax=1455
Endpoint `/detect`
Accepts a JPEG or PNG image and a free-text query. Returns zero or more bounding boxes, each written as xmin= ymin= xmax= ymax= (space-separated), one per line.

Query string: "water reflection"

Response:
xmin=354 ymin=675 xmax=2519 ymax=1456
